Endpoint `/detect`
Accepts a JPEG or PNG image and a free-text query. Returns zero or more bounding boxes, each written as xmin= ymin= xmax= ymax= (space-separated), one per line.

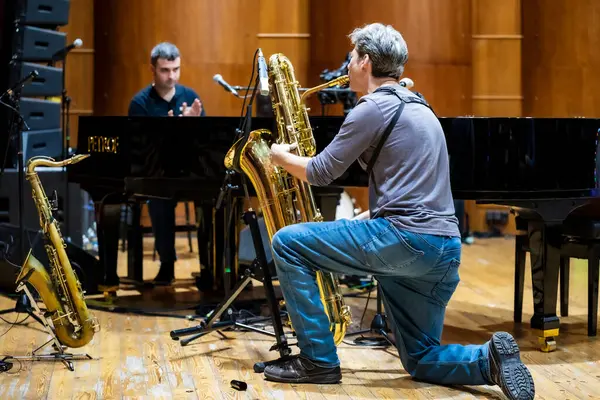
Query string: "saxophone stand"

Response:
xmin=169 ymin=174 xmax=293 ymax=370
xmin=345 ymin=283 xmax=395 ymax=347
xmin=7 ymin=278 xmax=92 ymax=371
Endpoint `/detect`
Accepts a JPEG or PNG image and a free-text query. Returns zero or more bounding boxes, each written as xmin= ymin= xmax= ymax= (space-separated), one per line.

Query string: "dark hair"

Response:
xmin=150 ymin=42 xmax=180 ymax=66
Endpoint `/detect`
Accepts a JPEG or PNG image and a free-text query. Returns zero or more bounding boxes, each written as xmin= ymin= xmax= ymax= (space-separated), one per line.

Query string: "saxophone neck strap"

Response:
xmin=365 ymin=86 xmax=435 ymax=177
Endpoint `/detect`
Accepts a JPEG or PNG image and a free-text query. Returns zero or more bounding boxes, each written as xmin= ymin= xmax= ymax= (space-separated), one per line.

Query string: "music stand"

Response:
xmin=170 ymin=64 xmax=294 ymax=371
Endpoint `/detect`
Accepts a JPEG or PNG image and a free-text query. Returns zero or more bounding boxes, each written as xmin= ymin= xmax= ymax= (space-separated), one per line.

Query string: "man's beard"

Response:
xmin=156 ymin=81 xmax=175 ymax=91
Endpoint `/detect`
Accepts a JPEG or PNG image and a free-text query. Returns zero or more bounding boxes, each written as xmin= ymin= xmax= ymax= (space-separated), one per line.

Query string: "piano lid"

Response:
xmin=69 ymin=116 xmax=600 ymax=201
xmin=443 ymin=117 xmax=600 ymax=200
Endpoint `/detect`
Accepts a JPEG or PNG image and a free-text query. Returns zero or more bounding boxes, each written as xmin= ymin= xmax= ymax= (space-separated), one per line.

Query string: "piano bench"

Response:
xmin=514 ymin=226 xmax=600 ymax=337
xmin=563 ymin=218 xmax=600 ymax=240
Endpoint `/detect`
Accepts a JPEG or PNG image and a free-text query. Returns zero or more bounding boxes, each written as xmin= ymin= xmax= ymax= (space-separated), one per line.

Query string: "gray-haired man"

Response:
xmin=265 ymin=23 xmax=535 ymax=400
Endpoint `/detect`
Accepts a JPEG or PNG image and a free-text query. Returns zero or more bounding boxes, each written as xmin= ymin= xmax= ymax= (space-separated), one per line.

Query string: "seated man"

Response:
xmin=128 ymin=42 xmax=205 ymax=284
xmin=266 ymin=23 xmax=535 ymax=400
xmin=96 ymin=42 xmax=207 ymax=290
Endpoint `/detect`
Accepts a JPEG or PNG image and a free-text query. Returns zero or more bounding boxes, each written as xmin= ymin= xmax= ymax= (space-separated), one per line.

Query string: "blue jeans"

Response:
xmin=271 ymin=217 xmax=491 ymax=386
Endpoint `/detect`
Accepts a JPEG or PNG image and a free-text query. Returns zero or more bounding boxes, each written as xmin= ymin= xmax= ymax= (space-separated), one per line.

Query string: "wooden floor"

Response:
xmin=0 ymin=235 xmax=599 ymax=399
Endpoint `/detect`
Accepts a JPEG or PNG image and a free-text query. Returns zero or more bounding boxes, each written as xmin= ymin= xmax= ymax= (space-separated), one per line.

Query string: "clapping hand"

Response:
xmin=168 ymin=98 xmax=203 ymax=117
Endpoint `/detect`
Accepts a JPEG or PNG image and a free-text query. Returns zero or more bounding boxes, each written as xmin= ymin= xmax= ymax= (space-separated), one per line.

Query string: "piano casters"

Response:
xmin=169 ymin=209 xmax=293 ymax=371
xmin=528 ymin=222 xmax=562 ymax=352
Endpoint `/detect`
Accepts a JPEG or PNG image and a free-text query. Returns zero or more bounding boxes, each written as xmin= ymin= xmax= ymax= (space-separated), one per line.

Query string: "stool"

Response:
xmin=514 ymin=219 xmax=600 ymax=337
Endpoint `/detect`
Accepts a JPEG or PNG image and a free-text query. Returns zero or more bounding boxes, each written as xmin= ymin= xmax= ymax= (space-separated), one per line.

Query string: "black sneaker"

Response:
xmin=263 ymin=356 xmax=341 ymax=384
xmin=488 ymin=332 xmax=535 ymax=400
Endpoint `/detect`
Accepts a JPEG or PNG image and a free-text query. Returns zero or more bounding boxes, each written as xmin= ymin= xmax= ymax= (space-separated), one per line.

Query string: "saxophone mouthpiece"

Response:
xmin=62 ymin=154 xmax=91 ymax=166
xmin=300 ymin=75 xmax=350 ymax=103
xmin=71 ymin=154 xmax=91 ymax=163
xmin=330 ymin=75 xmax=349 ymax=87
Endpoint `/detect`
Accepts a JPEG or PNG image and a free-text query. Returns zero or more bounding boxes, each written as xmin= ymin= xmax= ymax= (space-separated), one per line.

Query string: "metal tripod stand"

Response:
xmin=170 ymin=209 xmax=294 ymax=372
xmin=5 ymin=279 xmax=92 ymax=371
xmin=346 ymin=283 xmax=395 ymax=347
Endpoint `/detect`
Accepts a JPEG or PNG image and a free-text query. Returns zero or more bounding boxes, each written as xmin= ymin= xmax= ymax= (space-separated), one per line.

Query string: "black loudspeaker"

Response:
xmin=0 ymin=223 xmax=100 ymax=295
xmin=19 ymin=97 xmax=61 ymax=130
xmin=11 ymin=61 xmax=63 ymax=96
xmin=19 ymin=0 xmax=70 ymax=26
xmin=0 ymin=0 xmax=72 ymax=169
xmin=23 ymin=129 xmax=63 ymax=160
xmin=13 ymin=25 xmax=66 ymax=62
xmin=0 ymin=168 xmax=85 ymax=246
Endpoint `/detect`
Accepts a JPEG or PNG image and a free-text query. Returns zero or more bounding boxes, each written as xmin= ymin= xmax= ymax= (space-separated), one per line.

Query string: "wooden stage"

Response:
xmin=0 ymin=236 xmax=598 ymax=399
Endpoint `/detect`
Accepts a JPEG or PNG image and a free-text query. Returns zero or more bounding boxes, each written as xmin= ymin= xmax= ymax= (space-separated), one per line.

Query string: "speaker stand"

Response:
xmin=5 ymin=281 xmax=92 ymax=371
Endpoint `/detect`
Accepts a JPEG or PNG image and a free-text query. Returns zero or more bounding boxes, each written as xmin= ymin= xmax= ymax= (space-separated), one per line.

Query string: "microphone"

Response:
xmin=213 ymin=74 xmax=239 ymax=97
xmin=399 ymin=77 xmax=414 ymax=89
xmin=51 ymin=38 xmax=83 ymax=61
xmin=2 ymin=70 xmax=39 ymax=98
xmin=257 ymin=48 xmax=269 ymax=96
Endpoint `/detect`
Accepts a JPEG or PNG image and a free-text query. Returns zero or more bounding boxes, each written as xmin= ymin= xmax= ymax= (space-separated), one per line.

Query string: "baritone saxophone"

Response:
xmin=225 ymin=53 xmax=352 ymax=345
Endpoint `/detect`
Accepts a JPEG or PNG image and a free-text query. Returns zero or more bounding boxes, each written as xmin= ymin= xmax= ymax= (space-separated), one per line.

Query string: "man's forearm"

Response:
xmin=352 ymin=210 xmax=370 ymax=220
xmin=280 ymin=153 xmax=310 ymax=182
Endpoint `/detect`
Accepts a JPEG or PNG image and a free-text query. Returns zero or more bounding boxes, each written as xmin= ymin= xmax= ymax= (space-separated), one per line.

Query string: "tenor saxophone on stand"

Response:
xmin=15 ymin=154 xmax=99 ymax=350
xmin=225 ymin=53 xmax=352 ymax=345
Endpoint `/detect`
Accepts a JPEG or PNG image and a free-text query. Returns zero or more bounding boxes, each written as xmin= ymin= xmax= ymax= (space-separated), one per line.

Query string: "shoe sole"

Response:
xmin=264 ymin=370 xmax=341 ymax=384
xmin=491 ymin=332 xmax=535 ymax=400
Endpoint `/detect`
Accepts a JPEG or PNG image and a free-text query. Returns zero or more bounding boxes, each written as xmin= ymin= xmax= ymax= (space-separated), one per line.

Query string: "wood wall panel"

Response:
xmin=522 ymin=0 xmax=600 ymax=117
xmin=471 ymin=0 xmax=522 ymax=116
xmin=94 ymin=0 xmax=261 ymax=118
xmin=469 ymin=0 xmax=521 ymax=235
xmin=59 ymin=0 xmax=94 ymax=149
xmin=309 ymin=0 xmax=472 ymax=212
xmin=310 ymin=0 xmax=472 ymax=118
xmin=258 ymin=0 xmax=311 ymax=87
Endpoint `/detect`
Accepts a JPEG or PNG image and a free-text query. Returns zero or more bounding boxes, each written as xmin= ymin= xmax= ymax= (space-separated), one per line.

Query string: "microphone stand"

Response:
xmin=55 ymin=50 xmax=72 ymax=240
xmin=170 ymin=75 xmax=293 ymax=371
xmin=0 ymin=81 xmax=45 ymax=328
xmin=0 ymin=88 xmax=30 ymax=268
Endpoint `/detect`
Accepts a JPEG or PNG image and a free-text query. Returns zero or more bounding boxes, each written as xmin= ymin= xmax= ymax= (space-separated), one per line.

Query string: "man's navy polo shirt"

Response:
xmin=128 ymin=84 xmax=206 ymax=117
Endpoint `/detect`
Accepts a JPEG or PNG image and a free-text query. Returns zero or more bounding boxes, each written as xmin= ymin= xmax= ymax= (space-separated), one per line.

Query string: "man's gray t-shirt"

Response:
xmin=306 ymin=84 xmax=460 ymax=237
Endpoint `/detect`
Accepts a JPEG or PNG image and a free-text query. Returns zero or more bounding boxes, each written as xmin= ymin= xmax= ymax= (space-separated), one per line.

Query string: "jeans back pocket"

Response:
xmin=362 ymin=225 xmax=425 ymax=273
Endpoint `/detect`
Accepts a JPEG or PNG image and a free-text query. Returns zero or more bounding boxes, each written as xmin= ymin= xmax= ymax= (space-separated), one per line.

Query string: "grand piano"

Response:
xmin=68 ymin=115 xmax=600 ymax=352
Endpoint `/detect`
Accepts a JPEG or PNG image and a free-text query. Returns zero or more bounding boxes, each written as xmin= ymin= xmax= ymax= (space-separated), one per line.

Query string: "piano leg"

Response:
xmin=195 ymin=202 xmax=214 ymax=291
xmin=95 ymin=202 xmax=121 ymax=298
xmin=528 ymin=221 xmax=561 ymax=352
xmin=126 ymin=203 xmax=144 ymax=284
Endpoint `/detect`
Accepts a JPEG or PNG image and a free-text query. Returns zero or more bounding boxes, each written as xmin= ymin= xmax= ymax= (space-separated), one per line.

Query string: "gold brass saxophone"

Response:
xmin=225 ymin=53 xmax=352 ymax=345
xmin=16 ymin=154 xmax=99 ymax=348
